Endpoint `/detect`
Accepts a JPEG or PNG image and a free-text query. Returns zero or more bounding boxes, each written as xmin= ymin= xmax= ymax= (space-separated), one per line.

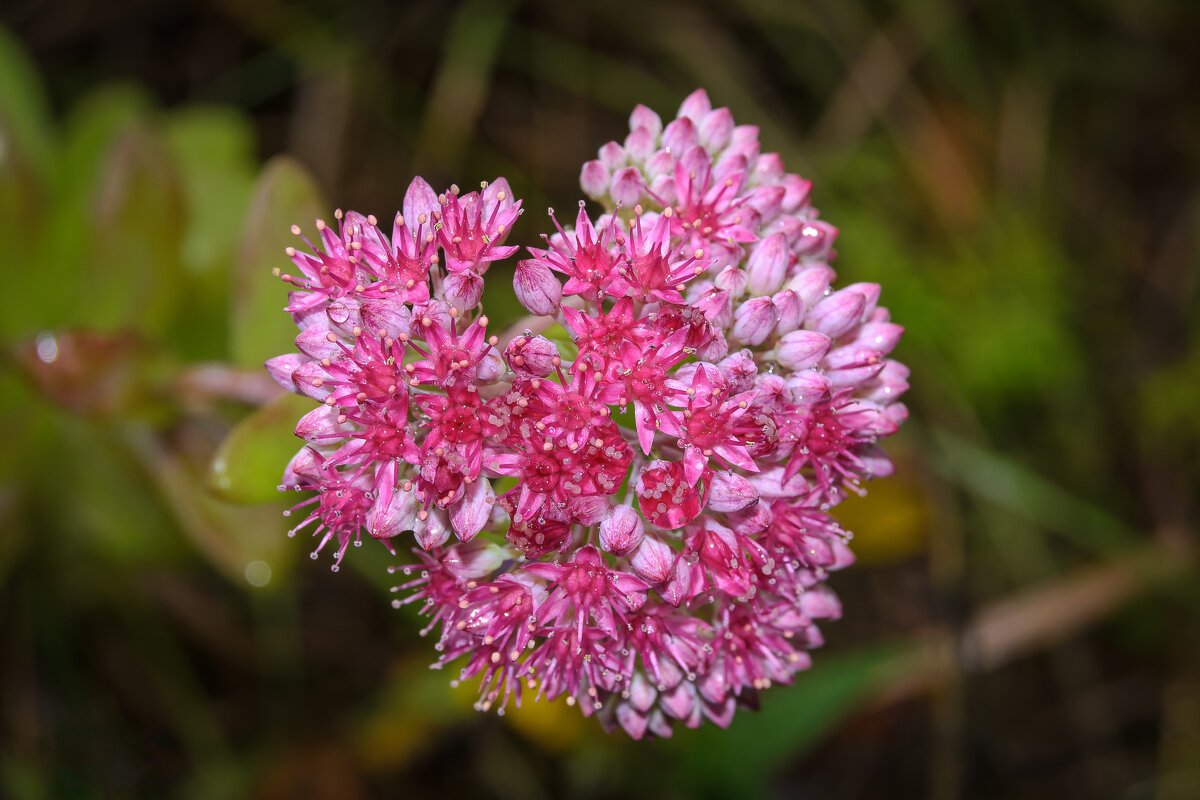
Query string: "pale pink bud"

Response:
xmin=841 ymin=281 xmax=881 ymax=318
xmin=753 ymin=152 xmax=785 ymax=184
xmin=504 ymin=334 xmax=558 ymax=377
xmin=809 ymin=289 xmax=867 ymax=339
xmin=610 ymin=166 xmax=643 ymax=207
xmin=475 ymin=347 xmax=504 ymax=383
xmin=295 ymin=325 xmax=340 ymax=359
xmin=780 ymin=174 xmax=812 ymax=213
xmin=785 ymin=370 xmax=831 ymax=404
xmin=849 ymin=321 xmax=902 ymax=352
xmin=643 ymin=151 xmax=674 ymax=184
xmin=413 ymin=508 xmax=451 ymax=550
xmin=569 ymin=495 xmax=611 ymax=525
xmin=449 ymin=478 xmax=493 ymax=542
xmin=580 ymin=159 xmax=610 ymax=198
xmin=265 ymin=354 xmax=305 ymax=391
xmin=513 ymin=259 xmax=563 ymax=316
xmin=732 ymin=296 xmax=779 ymax=346
xmin=699 ymin=107 xmax=734 ymax=152
xmin=291 ymin=361 xmax=332 ymax=401
xmin=598 ymin=140 xmax=626 ymax=171
xmin=794 ymin=219 xmax=837 ymax=259
xmin=629 ymin=103 xmax=663 ymax=137
xmin=743 ymin=184 xmax=785 ymax=221
xmin=661 ymin=117 xmax=697 ymax=155
xmin=360 ymin=300 xmax=411 ymax=339
xmin=800 ymin=584 xmax=843 ymax=620
xmin=630 ymin=535 xmax=674 ymax=584
xmin=441 ymin=540 xmax=507 ymax=580
xmin=707 ymin=472 xmax=758 ymax=512
xmin=294 ymin=405 xmax=349 ymax=444
xmin=772 ymin=289 xmax=804 ymax=333
xmin=366 ymin=467 xmax=417 ymax=539
xmin=443 ymin=271 xmax=484 ymax=310
xmin=624 ymin=126 xmax=657 ymax=163
xmin=745 ymin=233 xmax=790 ymax=295
xmin=713 ymin=265 xmax=748 ymax=295
xmin=599 ymin=505 xmax=645 ymax=556
xmin=861 ymin=360 xmax=910 ymax=404
xmin=693 ymin=287 xmax=733 ymax=328
xmin=281 ymin=446 xmax=322 ymax=488
xmin=777 ymin=330 xmax=832 ymax=370
xmin=402 ymin=176 xmax=440 ymax=230
xmin=677 ymin=89 xmax=712 ymax=123
xmin=788 ymin=265 xmax=836 ymax=308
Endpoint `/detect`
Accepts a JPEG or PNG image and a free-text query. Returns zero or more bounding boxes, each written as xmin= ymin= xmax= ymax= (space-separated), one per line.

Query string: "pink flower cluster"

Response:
xmin=266 ymin=90 xmax=908 ymax=738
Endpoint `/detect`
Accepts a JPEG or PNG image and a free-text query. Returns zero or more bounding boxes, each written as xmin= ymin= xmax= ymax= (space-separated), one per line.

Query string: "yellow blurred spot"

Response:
xmin=834 ymin=473 xmax=928 ymax=565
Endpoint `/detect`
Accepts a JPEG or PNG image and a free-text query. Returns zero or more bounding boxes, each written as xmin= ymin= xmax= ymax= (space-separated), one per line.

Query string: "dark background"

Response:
xmin=1 ymin=0 xmax=1198 ymax=798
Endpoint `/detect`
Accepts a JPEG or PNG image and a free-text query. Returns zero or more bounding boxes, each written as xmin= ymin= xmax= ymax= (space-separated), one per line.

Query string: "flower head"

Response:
xmin=267 ymin=91 xmax=908 ymax=738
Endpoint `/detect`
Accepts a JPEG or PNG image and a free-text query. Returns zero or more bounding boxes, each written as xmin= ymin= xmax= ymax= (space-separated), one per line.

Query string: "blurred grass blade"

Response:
xmin=930 ymin=427 xmax=1134 ymax=551
xmin=232 ymin=156 xmax=323 ymax=369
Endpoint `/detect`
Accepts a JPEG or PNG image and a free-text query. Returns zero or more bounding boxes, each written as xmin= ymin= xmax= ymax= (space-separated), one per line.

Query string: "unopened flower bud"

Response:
xmin=809 ymin=288 xmax=867 ymax=339
xmin=678 ymin=88 xmax=712 ymax=122
xmin=504 ymin=334 xmax=558 ymax=377
xmin=449 ymin=477 xmax=493 ymax=542
xmin=707 ymin=472 xmax=759 ymax=512
xmin=610 ymin=166 xmax=643 ymax=207
xmin=699 ymin=107 xmax=734 ymax=152
xmin=624 ymin=127 xmax=657 ymax=163
xmin=780 ymin=174 xmax=812 ymax=213
xmin=513 ymin=259 xmax=563 ymax=316
xmin=661 ymin=117 xmax=697 ymax=154
xmin=746 ymin=233 xmax=790 ymax=295
xmin=265 ymin=354 xmax=305 ymax=391
xmin=366 ymin=472 xmax=417 ymax=539
xmin=580 ymin=160 xmax=610 ymax=199
xmin=630 ymin=535 xmax=674 ymax=584
xmin=441 ymin=540 xmax=507 ymax=580
xmin=598 ymin=141 xmax=626 ymax=171
xmin=714 ymin=265 xmax=748 ymax=295
xmin=629 ymin=103 xmax=663 ymax=136
xmin=772 ymin=289 xmax=804 ymax=333
xmin=732 ymin=296 xmax=779 ymax=346
xmin=599 ymin=505 xmax=645 ymax=556
xmin=794 ymin=219 xmax=837 ymax=259
xmin=788 ymin=265 xmax=836 ymax=308
xmin=777 ymin=330 xmax=832 ymax=371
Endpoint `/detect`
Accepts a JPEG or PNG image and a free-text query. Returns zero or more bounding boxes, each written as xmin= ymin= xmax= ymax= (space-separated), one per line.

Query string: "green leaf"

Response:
xmin=232 ymin=156 xmax=324 ymax=369
xmin=82 ymin=123 xmax=187 ymax=335
xmin=0 ymin=26 xmax=54 ymax=177
xmin=210 ymin=391 xmax=313 ymax=505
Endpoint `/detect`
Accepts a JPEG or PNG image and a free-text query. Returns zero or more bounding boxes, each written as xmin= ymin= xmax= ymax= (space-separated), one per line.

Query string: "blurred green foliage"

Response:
xmin=1 ymin=1 xmax=1198 ymax=798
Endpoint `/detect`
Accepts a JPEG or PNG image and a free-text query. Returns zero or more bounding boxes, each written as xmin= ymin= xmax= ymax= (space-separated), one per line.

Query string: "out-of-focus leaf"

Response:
xmin=163 ymin=106 xmax=257 ymax=275
xmin=0 ymin=26 xmax=54 ymax=177
xmin=80 ymin=124 xmax=186 ymax=335
xmin=126 ymin=424 xmax=297 ymax=585
xmin=210 ymin=391 xmax=310 ymax=505
xmin=40 ymin=86 xmax=153 ymax=301
xmin=163 ymin=106 xmax=258 ymax=359
xmin=232 ymin=156 xmax=323 ymax=369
